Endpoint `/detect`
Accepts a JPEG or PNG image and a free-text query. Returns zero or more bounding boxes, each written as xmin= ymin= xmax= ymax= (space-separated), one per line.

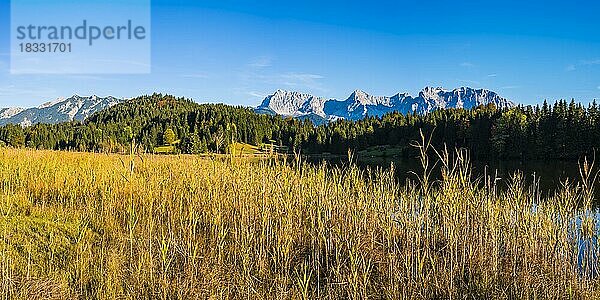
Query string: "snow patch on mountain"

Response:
xmin=0 ymin=95 xmax=125 ymax=127
xmin=38 ymin=97 xmax=66 ymax=109
xmin=0 ymin=107 xmax=25 ymax=119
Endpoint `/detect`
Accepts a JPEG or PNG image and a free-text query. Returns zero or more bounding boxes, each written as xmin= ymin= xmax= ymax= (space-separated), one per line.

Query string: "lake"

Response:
xmin=305 ymin=155 xmax=599 ymax=200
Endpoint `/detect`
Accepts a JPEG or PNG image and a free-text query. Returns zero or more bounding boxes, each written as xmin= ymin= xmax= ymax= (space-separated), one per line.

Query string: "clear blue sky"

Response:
xmin=1 ymin=0 xmax=599 ymax=107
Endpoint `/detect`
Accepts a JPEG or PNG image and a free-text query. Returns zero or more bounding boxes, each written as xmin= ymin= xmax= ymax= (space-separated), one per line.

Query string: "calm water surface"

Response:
xmin=305 ymin=155 xmax=599 ymax=200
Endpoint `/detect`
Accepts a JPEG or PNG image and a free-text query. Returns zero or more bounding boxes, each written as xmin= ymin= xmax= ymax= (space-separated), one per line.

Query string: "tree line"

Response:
xmin=303 ymin=99 xmax=600 ymax=160
xmin=0 ymin=93 xmax=598 ymax=160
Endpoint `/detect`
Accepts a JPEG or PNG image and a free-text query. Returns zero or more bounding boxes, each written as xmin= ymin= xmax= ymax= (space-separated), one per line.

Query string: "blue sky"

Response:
xmin=1 ymin=0 xmax=600 ymax=107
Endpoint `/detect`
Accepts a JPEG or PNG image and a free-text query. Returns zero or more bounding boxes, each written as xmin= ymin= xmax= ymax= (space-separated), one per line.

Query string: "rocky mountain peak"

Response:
xmin=257 ymin=87 xmax=515 ymax=124
xmin=0 ymin=95 xmax=125 ymax=127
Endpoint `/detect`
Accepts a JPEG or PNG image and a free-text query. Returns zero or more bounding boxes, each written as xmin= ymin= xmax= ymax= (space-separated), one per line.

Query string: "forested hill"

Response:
xmin=84 ymin=93 xmax=312 ymax=153
xmin=0 ymin=93 xmax=598 ymax=160
xmin=0 ymin=94 xmax=312 ymax=154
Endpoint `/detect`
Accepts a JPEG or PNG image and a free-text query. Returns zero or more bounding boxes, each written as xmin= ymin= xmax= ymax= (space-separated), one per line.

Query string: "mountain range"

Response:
xmin=0 ymin=87 xmax=515 ymax=127
xmin=0 ymin=95 xmax=124 ymax=127
xmin=256 ymin=87 xmax=516 ymax=124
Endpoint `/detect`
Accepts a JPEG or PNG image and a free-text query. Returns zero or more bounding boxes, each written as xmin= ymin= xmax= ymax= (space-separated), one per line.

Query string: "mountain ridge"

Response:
xmin=0 ymin=95 xmax=125 ymax=127
xmin=0 ymin=87 xmax=516 ymax=127
xmin=256 ymin=86 xmax=516 ymax=124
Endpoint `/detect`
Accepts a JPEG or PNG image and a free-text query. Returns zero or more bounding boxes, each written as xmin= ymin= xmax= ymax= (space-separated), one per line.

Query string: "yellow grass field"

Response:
xmin=0 ymin=148 xmax=599 ymax=299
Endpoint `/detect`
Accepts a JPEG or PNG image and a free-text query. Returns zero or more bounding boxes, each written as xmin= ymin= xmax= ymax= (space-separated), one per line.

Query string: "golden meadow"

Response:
xmin=1 ymin=144 xmax=600 ymax=299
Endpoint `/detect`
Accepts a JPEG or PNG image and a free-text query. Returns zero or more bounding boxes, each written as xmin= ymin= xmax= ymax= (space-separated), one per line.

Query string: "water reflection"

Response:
xmin=305 ymin=155 xmax=599 ymax=200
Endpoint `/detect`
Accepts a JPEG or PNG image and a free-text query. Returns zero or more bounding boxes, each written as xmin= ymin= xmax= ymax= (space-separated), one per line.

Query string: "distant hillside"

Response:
xmin=84 ymin=94 xmax=306 ymax=152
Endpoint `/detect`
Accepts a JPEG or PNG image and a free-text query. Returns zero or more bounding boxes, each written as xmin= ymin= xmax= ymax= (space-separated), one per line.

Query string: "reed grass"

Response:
xmin=0 ymin=145 xmax=599 ymax=299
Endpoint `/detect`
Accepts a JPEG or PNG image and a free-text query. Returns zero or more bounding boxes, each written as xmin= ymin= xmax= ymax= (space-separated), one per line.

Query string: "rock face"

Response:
xmin=0 ymin=95 xmax=124 ymax=127
xmin=256 ymin=90 xmax=328 ymax=116
xmin=256 ymin=87 xmax=515 ymax=124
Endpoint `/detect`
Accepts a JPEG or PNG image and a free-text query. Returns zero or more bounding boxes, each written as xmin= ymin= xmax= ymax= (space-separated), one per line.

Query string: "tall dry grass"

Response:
xmin=0 ymin=145 xmax=599 ymax=299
